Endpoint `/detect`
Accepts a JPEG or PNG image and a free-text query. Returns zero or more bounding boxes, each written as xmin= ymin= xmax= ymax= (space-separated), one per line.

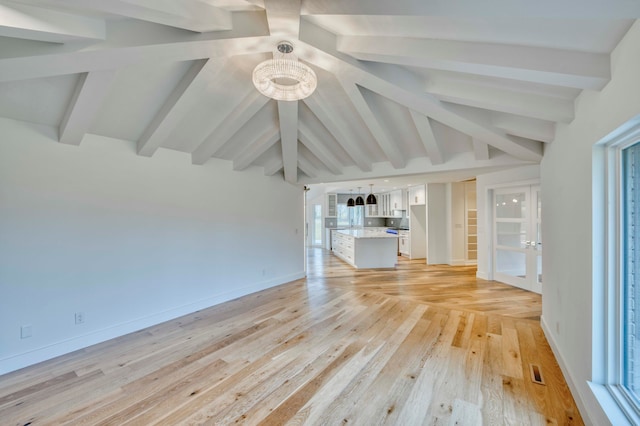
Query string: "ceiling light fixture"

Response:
xmin=252 ymin=41 xmax=317 ymax=101
xmin=366 ymin=184 xmax=377 ymax=205
xmin=347 ymin=189 xmax=355 ymax=207
xmin=355 ymin=187 xmax=365 ymax=206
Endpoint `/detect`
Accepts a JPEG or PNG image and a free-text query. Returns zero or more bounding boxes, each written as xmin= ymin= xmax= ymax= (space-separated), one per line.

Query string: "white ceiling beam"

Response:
xmin=303 ymin=94 xmax=372 ymax=172
xmin=426 ymin=79 xmax=575 ymax=123
xmin=337 ymin=36 xmax=610 ymax=90
xmin=409 ymin=111 xmax=445 ymax=165
xmin=137 ymin=58 xmax=227 ymax=157
xmin=472 ymin=138 xmax=490 ymax=161
xmin=233 ymin=127 xmax=280 ymax=171
xmin=298 ymin=151 xmax=533 ymax=185
xmin=297 ymin=23 xmax=543 ymax=162
xmin=192 ymin=91 xmax=270 ymax=165
xmin=277 ymin=100 xmax=298 ymax=184
xmin=10 ymin=0 xmax=232 ymax=32
xmin=338 ymin=79 xmax=405 ymax=169
xmin=58 ymin=70 xmax=116 ymax=145
xmin=491 ymin=113 xmax=555 ymax=143
xmin=301 ymin=0 xmax=640 ymax=18
xmin=435 ymin=102 xmax=543 ymax=160
xmin=0 ymin=2 xmax=105 ymax=43
xmin=263 ymin=156 xmax=283 ymax=176
xmin=297 ymin=154 xmax=318 ymax=178
xmin=0 ymin=32 xmax=275 ymax=82
xmin=298 ymin=123 xmax=343 ymax=175
xmin=264 ymin=0 xmax=301 ymax=39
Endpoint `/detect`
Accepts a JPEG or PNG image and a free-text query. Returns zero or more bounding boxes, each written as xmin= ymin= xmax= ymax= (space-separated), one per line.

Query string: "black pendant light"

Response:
xmin=366 ymin=183 xmax=377 ymax=205
xmin=355 ymin=186 xmax=365 ymax=206
xmin=347 ymin=190 xmax=355 ymax=207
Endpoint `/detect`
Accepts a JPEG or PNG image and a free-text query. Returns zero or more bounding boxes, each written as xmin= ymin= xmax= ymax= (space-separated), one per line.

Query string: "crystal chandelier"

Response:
xmin=252 ymin=41 xmax=317 ymax=101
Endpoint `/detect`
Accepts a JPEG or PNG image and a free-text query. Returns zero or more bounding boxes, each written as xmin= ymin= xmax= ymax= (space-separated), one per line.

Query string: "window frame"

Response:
xmin=597 ymin=121 xmax=640 ymax=424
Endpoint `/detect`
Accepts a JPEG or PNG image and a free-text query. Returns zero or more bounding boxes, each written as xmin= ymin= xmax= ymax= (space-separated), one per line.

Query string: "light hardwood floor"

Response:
xmin=0 ymin=248 xmax=582 ymax=425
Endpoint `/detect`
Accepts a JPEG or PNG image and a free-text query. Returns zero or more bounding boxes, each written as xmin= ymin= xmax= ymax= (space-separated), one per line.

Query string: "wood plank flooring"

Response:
xmin=0 ymin=248 xmax=582 ymax=425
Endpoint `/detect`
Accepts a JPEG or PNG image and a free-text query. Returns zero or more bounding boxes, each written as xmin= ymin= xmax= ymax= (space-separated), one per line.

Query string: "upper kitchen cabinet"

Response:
xmin=389 ymin=190 xmax=404 ymax=214
xmin=365 ymin=194 xmax=381 ymax=217
xmin=409 ymin=185 xmax=426 ymax=206
xmin=326 ymin=193 xmax=337 ymax=217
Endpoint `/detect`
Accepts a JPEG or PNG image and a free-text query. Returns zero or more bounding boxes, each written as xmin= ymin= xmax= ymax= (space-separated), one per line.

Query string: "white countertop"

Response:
xmin=337 ymin=229 xmax=398 ymax=239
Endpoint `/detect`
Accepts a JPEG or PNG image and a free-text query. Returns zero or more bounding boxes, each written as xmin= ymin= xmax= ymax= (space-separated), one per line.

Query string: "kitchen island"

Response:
xmin=332 ymin=228 xmax=398 ymax=269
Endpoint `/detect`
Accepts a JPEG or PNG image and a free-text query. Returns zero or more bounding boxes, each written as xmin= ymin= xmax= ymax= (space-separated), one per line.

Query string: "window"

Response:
xmin=623 ymin=142 xmax=640 ymax=404
xmin=337 ymin=204 xmax=364 ymax=228
xmin=595 ymin=120 xmax=640 ymax=425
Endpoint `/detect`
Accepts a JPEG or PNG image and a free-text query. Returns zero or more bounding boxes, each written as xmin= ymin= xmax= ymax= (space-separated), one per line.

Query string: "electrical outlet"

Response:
xmin=75 ymin=312 xmax=85 ymax=325
xmin=20 ymin=325 xmax=32 ymax=339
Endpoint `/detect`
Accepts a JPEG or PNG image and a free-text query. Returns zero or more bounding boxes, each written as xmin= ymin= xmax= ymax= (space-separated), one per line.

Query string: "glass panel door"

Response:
xmin=312 ymin=204 xmax=322 ymax=246
xmin=493 ymin=185 xmax=541 ymax=293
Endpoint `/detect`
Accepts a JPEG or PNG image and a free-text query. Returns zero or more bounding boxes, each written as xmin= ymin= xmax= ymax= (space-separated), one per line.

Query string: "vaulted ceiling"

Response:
xmin=0 ymin=0 xmax=636 ymax=185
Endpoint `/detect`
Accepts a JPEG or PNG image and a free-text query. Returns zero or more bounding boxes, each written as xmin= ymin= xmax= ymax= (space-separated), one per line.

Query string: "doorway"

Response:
xmin=492 ymin=185 xmax=542 ymax=293
xmin=311 ymin=204 xmax=323 ymax=247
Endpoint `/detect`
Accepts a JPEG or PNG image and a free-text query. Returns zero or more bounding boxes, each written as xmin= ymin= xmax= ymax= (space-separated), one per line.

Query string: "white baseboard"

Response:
xmin=540 ymin=315 xmax=595 ymax=425
xmin=0 ymin=272 xmax=305 ymax=375
xmin=476 ymin=271 xmax=489 ymax=280
xmin=449 ymin=258 xmax=466 ymax=266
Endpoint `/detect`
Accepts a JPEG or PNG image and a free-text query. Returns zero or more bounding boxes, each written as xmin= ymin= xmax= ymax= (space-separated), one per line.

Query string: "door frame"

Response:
xmin=485 ymin=179 xmax=541 ymax=292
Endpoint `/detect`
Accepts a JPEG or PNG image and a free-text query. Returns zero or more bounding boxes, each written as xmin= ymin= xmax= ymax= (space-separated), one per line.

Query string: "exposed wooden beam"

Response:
xmin=298 ymin=122 xmax=343 ymax=175
xmin=192 ymin=91 xmax=270 ymax=165
xmin=263 ymin=156 xmax=283 ymax=176
xmin=426 ymin=78 xmax=575 ymax=123
xmin=233 ymin=127 xmax=280 ymax=171
xmin=0 ymin=2 xmax=105 ymax=43
xmin=297 ymin=22 xmax=543 ymax=162
xmin=338 ymin=79 xmax=405 ymax=168
xmin=264 ymin=0 xmax=301 ymax=39
xmin=472 ymin=138 xmax=490 ymax=161
xmin=297 ymin=154 xmax=318 ymax=178
xmin=59 ymin=70 xmax=116 ymax=145
xmin=10 ymin=0 xmax=232 ymax=32
xmin=303 ymin=94 xmax=372 ymax=172
xmin=491 ymin=113 xmax=555 ymax=143
xmin=298 ymin=151 xmax=533 ymax=185
xmin=137 ymin=59 xmax=227 ymax=157
xmin=301 ymin=0 xmax=640 ymax=18
xmin=409 ymin=111 xmax=445 ymax=165
xmin=0 ymin=32 xmax=275 ymax=83
xmin=278 ymin=100 xmax=299 ymax=184
xmin=337 ymin=36 xmax=610 ymax=90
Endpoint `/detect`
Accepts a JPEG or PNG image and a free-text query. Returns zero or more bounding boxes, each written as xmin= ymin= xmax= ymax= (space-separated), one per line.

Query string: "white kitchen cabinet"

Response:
xmin=365 ymin=194 xmax=381 ymax=217
xmin=332 ymin=229 xmax=398 ymax=269
xmin=409 ymin=185 xmax=426 ymax=206
xmin=378 ymin=193 xmax=388 ymax=217
xmin=389 ymin=190 xmax=403 ymax=217
xmin=399 ymin=230 xmax=410 ymax=257
xmin=326 ymin=193 xmax=337 ymax=217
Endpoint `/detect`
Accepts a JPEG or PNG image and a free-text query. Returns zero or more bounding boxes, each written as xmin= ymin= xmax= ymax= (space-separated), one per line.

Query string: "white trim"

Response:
xmin=591 ymin=115 xmax=640 ymax=425
xmin=541 ymin=315 xmax=598 ymax=424
xmin=476 ymin=271 xmax=489 ymax=280
xmin=0 ymin=271 xmax=305 ymax=375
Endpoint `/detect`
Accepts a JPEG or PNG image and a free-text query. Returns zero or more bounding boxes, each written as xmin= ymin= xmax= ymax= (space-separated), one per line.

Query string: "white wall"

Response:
xmin=475 ymin=165 xmax=540 ymax=280
xmin=0 ymin=118 xmax=305 ymax=374
xmin=426 ymin=183 xmax=448 ymax=264
xmin=541 ymin=21 xmax=640 ymax=425
xmin=449 ymin=182 xmax=467 ymax=265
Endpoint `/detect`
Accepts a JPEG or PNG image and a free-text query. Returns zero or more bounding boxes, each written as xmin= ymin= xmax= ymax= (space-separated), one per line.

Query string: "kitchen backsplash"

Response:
xmin=386 ymin=216 xmax=409 ymax=229
xmin=324 ymin=216 xmax=409 ymax=228
xmin=325 ymin=217 xmax=386 ymax=228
